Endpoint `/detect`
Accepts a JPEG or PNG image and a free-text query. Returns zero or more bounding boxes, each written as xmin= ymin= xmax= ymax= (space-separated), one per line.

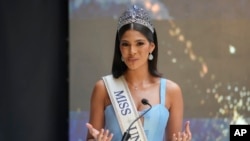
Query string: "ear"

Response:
xmin=149 ymin=42 xmax=155 ymax=53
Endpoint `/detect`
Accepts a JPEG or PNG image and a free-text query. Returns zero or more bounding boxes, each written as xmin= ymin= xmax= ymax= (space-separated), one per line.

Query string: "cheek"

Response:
xmin=119 ymin=46 xmax=124 ymax=52
xmin=142 ymin=47 xmax=150 ymax=55
xmin=120 ymin=47 xmax=129 ymax=56
xmin=119 ymin=47 xmax=125 ymax=55
xmin=142 ymin=51 xmax=150 ymax=59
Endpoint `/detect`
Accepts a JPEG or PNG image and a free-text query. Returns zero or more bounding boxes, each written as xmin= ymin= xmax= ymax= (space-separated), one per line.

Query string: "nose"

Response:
xmin=129 ymin=45 xmax=137 ymax=55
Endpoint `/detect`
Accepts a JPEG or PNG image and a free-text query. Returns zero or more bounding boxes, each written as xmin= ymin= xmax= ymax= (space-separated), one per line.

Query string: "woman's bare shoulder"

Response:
xmin=164 ymin=79 xmax=183 ymax=105
xmin=91 ymin=79 xmax=108 ymax=99
xmin=165 ymin=79 xmax=182 ymax=93
xmin=94 ymin=79 xmax=106 ymax=89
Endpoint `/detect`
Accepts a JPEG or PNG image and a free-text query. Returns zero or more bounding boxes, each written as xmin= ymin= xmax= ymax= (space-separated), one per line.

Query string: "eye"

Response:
xmin=137 ymin=42 xmax=145 ymax=46
xmin=120 ymin=42 xmax=130 ymax=47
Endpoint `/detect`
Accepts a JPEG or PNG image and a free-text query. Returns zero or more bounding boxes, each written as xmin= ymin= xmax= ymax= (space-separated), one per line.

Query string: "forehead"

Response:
xmin=120 ymin=30 xmax=147 ymax=41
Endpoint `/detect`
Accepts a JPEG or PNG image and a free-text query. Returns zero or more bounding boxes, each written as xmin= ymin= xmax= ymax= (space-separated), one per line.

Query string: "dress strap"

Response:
xmin=160 ymin=78 xmax=167 ymax=105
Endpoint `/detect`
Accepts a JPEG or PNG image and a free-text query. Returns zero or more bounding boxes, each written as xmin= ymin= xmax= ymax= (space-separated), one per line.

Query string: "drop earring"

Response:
xmin=148 ymin=53 xmax=153 ymax=60
xmin=121 ymin=56 xmax=124 ymax=62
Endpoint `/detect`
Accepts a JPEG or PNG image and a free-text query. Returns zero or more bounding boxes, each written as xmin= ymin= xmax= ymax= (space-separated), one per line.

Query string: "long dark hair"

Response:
xmin=112 ymin=23 xmax=162 ymax=78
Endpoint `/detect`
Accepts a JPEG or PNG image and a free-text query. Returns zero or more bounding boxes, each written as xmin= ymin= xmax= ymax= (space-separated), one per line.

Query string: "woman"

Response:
xmin=86 ymin=5 xmax=192 ymax=141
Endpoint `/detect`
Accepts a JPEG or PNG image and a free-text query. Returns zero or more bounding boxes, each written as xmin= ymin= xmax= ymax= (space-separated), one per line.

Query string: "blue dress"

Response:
xmin=104 ymin=78 xmax=169 ymax=141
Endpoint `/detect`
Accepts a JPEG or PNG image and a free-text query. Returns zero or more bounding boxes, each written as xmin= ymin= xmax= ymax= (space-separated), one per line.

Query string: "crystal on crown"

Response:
xmin=118 ymin=5 xmax=154 ymax=33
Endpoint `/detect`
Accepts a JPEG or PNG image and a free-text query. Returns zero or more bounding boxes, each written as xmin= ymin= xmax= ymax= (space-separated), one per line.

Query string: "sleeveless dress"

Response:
xmin=104 ymin=78 xmax=169 ymax=141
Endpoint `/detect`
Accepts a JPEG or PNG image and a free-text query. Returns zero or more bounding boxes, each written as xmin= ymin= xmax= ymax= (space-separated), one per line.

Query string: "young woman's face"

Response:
xmin=120 ymin=29 xmax=155 ymax=70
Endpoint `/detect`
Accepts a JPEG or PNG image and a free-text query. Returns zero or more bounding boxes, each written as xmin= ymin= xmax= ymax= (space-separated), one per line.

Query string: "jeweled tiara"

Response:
xmin=117 ymin=5 xmax=154 ymax=33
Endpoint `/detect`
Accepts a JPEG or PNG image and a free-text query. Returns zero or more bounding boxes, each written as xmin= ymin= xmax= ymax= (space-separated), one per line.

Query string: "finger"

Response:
xmin=172 ymin=133 xmax=177 ymax=141
xmin=184 ymin=121 xmax=192 ymax=140
xmin=97 ymin=129 xmax=104 ymax=141
xmin=104 ymin=130 xmax=114 ymax=141
xmin=104 ymin=129 xmax=109 ymax=136
xmin=184 ymin=121 xmax=191 ymax=134
xmin=178 ymin=132 xmax=182 ymax=141
xmin=86 ymin=123 xmax=100 ymax=137
xmin=182 ymin=132 xmax=188 ymax=141
xmin=102 ymin=129 xmax=109 ymax=141
xmin=107 ymin=133 xmax=113 ymax=141
xmin=86 ymin=123 xmax=94 ymax=134
xmin=184 ymin=121 xmax=191 ymax=135
xmin=86 ymin=123 xmax=93 ymax=130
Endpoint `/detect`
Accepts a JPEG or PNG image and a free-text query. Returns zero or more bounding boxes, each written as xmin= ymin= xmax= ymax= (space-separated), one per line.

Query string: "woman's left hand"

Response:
xmin=172 ymin=121 xmax=192 ymax=141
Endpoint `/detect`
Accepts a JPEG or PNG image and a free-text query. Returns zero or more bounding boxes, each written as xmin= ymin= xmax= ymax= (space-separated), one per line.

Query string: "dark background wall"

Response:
xmin=0 ymin=1 xmax=68 ymax=141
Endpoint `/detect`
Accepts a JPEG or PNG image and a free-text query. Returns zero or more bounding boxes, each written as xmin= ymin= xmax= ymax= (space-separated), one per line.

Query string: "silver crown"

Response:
xmin=117 ymin=5 xmax=154 ymax=33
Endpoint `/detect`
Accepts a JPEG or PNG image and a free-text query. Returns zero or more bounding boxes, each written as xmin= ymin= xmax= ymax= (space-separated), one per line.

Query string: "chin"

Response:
xmin=127 ymin=65 xmax=141 ymax=71
xmin=126 ymin=63 xmax=146 ymax=71
xmin=126 ymin=65 xmax=137 ymax=70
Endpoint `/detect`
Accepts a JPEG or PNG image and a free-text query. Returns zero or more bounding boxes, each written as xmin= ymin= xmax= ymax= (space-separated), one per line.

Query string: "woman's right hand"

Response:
xmin=86 ymin=123 xmax=113 ymax=141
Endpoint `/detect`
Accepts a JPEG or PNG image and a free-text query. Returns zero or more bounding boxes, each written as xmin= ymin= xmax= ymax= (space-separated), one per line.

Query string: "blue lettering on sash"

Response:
xmin=114 ymin=90 xmax=131 ymax=115
xmin=130 ymin=125 xmax=140 ymax=141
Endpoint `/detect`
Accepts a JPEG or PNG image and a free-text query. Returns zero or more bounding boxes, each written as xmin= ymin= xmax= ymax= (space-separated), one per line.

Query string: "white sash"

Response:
xmin=102 ymin=75 xmax=148 ymax=141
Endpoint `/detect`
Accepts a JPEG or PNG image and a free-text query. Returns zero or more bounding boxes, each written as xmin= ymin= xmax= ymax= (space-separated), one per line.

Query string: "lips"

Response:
xmin=127 ymin=57 xmax=138 ymax=61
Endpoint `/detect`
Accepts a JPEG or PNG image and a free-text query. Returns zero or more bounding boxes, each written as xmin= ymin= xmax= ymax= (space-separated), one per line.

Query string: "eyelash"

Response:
xmin=121 ymin=43 xmax=129 ymax=46
xmin=121 ymin=42 xmax=145 ymax=47
xmin=137 ymin=42 xmax=144 ymax=46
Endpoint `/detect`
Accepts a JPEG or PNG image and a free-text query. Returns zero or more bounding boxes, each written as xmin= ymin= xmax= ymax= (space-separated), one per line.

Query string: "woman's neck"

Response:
xmin=123 ymin=68 xmax=154 ymax=86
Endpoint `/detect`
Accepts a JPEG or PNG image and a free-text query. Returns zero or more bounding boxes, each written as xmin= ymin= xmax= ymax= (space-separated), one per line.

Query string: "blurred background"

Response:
xmin=69 ymin=0 xmax=250 ymax=141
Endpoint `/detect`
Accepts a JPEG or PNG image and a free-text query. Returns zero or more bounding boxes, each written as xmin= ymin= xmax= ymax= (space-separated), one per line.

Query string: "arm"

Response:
xmin=165 ymin=80 xmax=192 ymax=141
xmin=165 ymin=80 xmax=184 ymax=141
xmin=86 ymin=80 xmax=113 ymax=140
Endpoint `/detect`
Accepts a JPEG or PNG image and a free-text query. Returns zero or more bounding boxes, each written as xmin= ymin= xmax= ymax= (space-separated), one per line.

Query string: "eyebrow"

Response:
xmin=135 ymin=39 xmax=146 ymax=42
xmin=120 ymin=39 xmax=146 ymax=42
